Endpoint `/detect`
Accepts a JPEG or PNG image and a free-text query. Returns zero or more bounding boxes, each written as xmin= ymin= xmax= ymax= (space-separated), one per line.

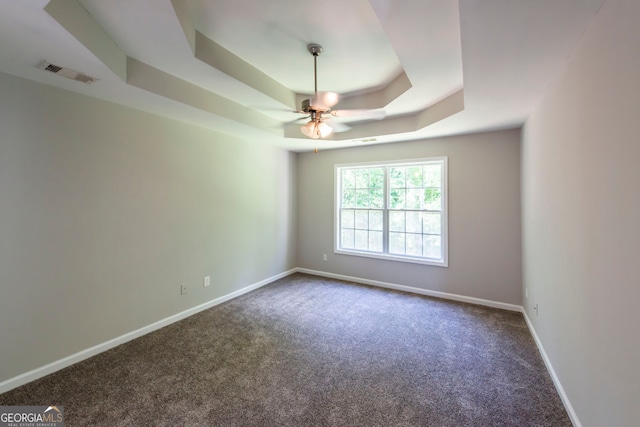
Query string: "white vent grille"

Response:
xmin=39 ymin=61 xmax=98 ymax=84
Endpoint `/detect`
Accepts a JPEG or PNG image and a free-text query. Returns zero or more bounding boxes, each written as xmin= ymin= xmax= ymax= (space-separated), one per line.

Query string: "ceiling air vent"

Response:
xmin=39 ymin=61 xmax=98 ymax=84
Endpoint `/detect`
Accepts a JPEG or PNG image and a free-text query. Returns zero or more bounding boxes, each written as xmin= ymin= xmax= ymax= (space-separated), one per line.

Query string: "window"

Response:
xmin=335 ymin=157 xmax=447 ymax=266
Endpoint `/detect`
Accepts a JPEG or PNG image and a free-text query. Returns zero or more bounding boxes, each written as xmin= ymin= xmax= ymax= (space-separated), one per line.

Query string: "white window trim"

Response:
xmin=334 ymin=157 xmax=448 ymax=267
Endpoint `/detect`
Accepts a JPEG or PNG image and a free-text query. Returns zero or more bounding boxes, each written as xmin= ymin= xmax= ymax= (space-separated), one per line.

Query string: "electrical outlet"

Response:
xmin=204 ymin=276 xmax=210 ymax=287
xmin=323 ymin=254 xmax=328 ymax=261
xmin=180 ymin=284 xmax=188 ymax=295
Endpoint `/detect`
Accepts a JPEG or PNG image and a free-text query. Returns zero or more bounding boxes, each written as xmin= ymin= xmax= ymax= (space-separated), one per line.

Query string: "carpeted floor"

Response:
xmin=0 ymin=273 xmax=571 ymax=426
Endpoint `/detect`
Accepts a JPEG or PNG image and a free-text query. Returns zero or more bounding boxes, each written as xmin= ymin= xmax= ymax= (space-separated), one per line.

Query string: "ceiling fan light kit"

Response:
xmin=301 ymin=119 xmax=332 ymax=139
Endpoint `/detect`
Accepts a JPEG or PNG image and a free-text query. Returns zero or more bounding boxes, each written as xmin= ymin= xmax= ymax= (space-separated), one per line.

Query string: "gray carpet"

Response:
xmin=0 ymin=273 xmax=570 ymax=426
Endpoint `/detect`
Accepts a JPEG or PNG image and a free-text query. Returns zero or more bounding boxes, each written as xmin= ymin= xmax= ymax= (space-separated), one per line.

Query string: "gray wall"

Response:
xmin=0 ymin=72 xmax=296 ymax=383
xmin=521 ymin=0 xmax=640 ymax=425
xmin=297 ymin=129 xmax=522 ymax=304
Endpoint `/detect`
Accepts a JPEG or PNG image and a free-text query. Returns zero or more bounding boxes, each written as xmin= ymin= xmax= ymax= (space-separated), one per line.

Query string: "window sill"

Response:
xmin=334 ymin=248 xmax=448 ymax=267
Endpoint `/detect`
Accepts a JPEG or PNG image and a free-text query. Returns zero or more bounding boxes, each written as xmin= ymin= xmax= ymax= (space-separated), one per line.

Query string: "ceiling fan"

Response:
xmin=296 ymin=43 xmax=386 ymax=139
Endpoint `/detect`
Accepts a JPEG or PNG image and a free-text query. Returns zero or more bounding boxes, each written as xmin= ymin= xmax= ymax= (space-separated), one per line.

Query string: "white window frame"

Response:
xmin=334 ymin=157 xmax=448 ymax=267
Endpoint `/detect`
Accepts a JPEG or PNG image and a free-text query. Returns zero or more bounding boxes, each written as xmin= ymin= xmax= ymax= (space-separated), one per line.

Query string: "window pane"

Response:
xmin=371 ymin=189 xmax=384 ymax=208
xmin=369 ymin=210 xmax=383 ymax=231
xmin=355 ymin=169 xmax=369 ymax=188
xmin=342 ymin=169 xmax=356 ymax=189
xmin=423 ymin=235 xmax=442 ymax=259
xmin=406 ymin=233 xmax=422 ymax=256
xmin=407 ymin=166 xmax=423 ymax=188
xmin=342 ymin=189 xmax=355 ymax=208
xmin=355 ymin=230 xmax=369 ymax=250
xmin=389 ymin=188 xmax=405 ymax=209
xmin=406 ymin=211 xmax=422 ymax=233
xmin=356 ymin=189 xmax=370 ymax=208
xmin=341 ymin=229 xmax=355 ymax=249
xmin=406 ymin=189 xmax=422 ymax=209
xmin=370 ymin=168 xmax=384 ymax=189
xmin=355 ymin=210 xmax=368 ymax=229
xmin=424 ymin=165 xmax=441 ymax=187
xmin=423 ymin=212 xmax=441 ymax=235
xmin=369 ymin=231 xmax=383 ymax=252
xmin=341 ymin=209 xmax=355 ymax=228
xmin=389 ymin=211 xmax=405 ymax=232
xmin=390 ymin=167 xmax=405 ymax=188
xmin=424 ymin=188 xmax=441 ymax=210
xmin=389 ymin=232 xmax=405 ymax=254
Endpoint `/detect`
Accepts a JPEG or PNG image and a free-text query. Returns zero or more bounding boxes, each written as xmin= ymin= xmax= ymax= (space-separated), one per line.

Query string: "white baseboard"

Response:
xmin=295 ymin=268 xmax=522 ymax=312
xmin=522 ymin=310 xmax=581 ymax=427
xmin=0 ymin=269 xmax=296 ymax=395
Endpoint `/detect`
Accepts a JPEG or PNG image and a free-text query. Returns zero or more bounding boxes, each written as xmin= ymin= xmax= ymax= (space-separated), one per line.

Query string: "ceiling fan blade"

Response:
xmin=325 ymin=118 xmax=351 ymax=133
xmin=287 ymin=115 xmax=310 ymax=125
xmin=311 ymin=91 xmax=340 ymax=110
xmin=250 ymin=105 xmax=293 ymax=113
xmin=330 ymin=108 xmax=386 ymax=120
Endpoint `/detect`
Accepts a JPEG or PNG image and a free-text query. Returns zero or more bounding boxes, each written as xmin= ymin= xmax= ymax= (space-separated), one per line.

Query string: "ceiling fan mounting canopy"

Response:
xmin=307 ymin=43 xmax=323 ymax=57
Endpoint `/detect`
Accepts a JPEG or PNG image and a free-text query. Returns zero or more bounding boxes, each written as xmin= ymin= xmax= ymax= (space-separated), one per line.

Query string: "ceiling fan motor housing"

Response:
xmin=301 ymin=98 xmax=328 ymax=113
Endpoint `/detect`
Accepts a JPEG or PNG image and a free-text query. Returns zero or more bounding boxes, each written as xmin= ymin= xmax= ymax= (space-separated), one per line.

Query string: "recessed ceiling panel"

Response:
xmin=187 ymin=0 xmax=403 ymax=95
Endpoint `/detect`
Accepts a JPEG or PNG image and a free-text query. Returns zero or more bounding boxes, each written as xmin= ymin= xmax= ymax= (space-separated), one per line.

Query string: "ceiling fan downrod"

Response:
xmin=307 ymin=43 xmax=323 ymax=95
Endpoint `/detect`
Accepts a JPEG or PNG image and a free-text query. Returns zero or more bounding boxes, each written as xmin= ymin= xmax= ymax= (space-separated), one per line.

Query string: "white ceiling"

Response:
xmin=0 ymin=0 xmax=606 ymax=152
